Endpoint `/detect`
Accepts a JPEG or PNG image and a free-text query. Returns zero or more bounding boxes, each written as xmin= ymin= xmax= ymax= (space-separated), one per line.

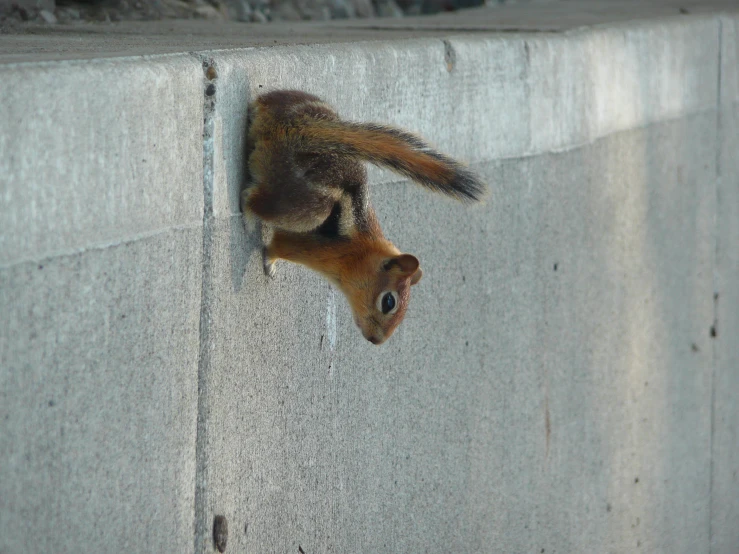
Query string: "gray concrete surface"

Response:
xmin=0 ymin=3 xmax=737 ymax=553
xmin=205 ymin=117 xmax=718 ymax=553
xmin=0 ymin=54 xmax=205 ymax=552
xmin=0 ymin=56 xmax=204 ymax=268
xmin=0 ymin=231 xmax=203 ymax=553
xmin=712 ymin=13 xmax=739 ymax=554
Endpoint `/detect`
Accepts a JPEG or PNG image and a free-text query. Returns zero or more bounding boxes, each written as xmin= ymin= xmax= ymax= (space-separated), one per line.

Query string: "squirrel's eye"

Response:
xmin=380 ymin=292 xmax=397 ymax=315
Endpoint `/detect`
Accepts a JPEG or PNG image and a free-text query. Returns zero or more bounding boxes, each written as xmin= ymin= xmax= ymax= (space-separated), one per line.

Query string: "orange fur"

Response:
xmin=300 ymin=126 xmax=456 ymax=184
xmin=244 ymin=90 xmax=484 ymax=344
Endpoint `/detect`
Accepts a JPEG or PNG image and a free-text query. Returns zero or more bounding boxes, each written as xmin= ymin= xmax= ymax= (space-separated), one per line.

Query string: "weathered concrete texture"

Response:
xmin=0 ymin=51 xmax=205 ymax=553
xmin=194 ymin=17 xmax=720 ymax=551
xmin=0 ymin=229 xmax=203 ymax=553
xmin=445 ymin=114 xmax=715 ymax=553
xmin=0 ymin=55 xmax=204 ymax=268
xmin=0 ymin=7 xmax=736 ymax=554
xmin=205 ymin=17 xmax=719 ymax=199
xmin=199 ymin=115 xmax=716 ymax=553
xmin=712 ymin=13 xmax=739 ymax=554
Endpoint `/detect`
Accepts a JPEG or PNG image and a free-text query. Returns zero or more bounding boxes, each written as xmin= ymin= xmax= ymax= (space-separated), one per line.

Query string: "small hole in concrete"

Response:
xmin=443 ymin=40 xmax=456 ymax=72
xmin=213 ymin=515 xmax=228 ymax=553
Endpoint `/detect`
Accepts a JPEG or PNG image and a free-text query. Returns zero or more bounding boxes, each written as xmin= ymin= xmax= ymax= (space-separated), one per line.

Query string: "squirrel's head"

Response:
xmin=341 ymin=252 xmax=423 ymax=345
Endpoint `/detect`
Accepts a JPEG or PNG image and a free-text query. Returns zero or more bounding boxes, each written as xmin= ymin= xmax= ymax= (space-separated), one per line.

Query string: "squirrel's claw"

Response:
xmin=262 ymin=247 xmax=276 ymax=279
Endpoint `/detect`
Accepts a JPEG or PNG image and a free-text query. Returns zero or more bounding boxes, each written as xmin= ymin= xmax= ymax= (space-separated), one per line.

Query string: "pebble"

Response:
xmin=14 ymin=5 xmax=30 ymax=21
xmin=274 ymin=2 xmax=302 ymax=20
xmin=39 ymin=9 xmax=57 ymax=23
xmin=329 ymin=0 xmax=356 ymax=19
xmin=350 ymin=0 xmax=375 ymax=17
xmin=195 ymin=4 xmax=224 ymax=18
xmin=0 ymin=0 xmax=445 ymax=26
xmin=250 ymin=8 xmax=268 ymax=22
xmin=232 ymin=0 xmax=253 ymax=21
xmin=374 ymin=0 xmax=403 ymax=17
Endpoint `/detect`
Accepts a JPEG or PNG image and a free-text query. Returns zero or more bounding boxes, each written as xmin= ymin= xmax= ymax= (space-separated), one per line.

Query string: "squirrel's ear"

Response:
xmin=410 ymin=267 xmax=423 ymax=286
xmin=384 ymin=254 xmax=419 ymax=277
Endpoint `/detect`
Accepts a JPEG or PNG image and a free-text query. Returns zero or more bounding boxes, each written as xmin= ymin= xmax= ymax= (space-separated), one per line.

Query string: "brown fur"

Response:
xmin=299 ymin=125 xmax=457 ymax=186
xmin=243 ymin=90 xmax=485 ymax=344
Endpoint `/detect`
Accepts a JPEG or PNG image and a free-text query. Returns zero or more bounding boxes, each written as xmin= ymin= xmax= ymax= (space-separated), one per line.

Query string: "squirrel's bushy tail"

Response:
xmin=297 ymin=119 xmax=486 ymax=203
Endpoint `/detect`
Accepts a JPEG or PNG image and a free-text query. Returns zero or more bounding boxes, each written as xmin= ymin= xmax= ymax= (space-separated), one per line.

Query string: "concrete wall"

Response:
xmin=1 ymin=10 xmax=737 ymax=554
xmin=712 ymin=13 xmax=739 ymax=554
xmin=0 ymin=57 xmax=204 ymax=552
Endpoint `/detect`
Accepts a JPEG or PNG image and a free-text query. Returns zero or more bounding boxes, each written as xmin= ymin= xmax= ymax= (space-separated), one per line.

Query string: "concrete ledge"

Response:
xmin=207 ymin=16 xmax=722 ymax=222
xmin=0 ymin=5 xmax=737 ymax=553
xmin=0 ymin=55 xmax=203 ymax=268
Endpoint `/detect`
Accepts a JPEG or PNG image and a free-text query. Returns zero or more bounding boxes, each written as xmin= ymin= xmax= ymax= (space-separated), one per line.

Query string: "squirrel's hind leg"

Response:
xmin=244 ymin=184 xmax=335 ymax=233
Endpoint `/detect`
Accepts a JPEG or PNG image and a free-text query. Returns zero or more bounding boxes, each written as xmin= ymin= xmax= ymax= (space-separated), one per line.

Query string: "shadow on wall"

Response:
xmin=219 ymin=71 xmax=262 ymax=294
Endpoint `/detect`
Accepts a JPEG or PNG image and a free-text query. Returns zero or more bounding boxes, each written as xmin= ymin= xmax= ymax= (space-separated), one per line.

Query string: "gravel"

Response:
xmin=0 ymin=0 xmax=490 ymax=26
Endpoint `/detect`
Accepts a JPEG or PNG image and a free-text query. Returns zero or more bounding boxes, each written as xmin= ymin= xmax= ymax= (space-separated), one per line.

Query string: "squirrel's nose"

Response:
xmin=367 ymin=336 xmax=381 ymax=345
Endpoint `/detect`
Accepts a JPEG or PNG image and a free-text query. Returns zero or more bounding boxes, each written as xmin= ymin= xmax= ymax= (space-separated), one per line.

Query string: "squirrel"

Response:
xmin=242 ymin=90 xmax=485 ymax=345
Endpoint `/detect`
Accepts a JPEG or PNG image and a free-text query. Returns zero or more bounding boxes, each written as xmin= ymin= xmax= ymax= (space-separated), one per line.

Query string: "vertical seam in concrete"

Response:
xmin=193 ymin=52 xmax=217 ymax=554
xmin=708 ymin=15 xmax=723 ymax=554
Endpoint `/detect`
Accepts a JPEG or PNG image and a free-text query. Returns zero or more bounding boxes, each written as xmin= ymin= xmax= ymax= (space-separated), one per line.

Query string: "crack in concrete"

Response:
xmin=193 ymin=52 xmax=218 ymax=554
xmin=0 ymin=222 xmax=202 ymax=271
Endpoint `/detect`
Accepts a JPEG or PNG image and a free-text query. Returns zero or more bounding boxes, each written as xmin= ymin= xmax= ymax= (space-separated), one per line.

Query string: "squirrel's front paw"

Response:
xmin=240 ymin=187 xmax=252 ymax=214
xmin=262 ymin=247 xmax=276 ymax=279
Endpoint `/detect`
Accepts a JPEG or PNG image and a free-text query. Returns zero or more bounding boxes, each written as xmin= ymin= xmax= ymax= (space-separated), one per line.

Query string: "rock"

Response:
xmin=274 ymin=1 xmax=301 ymax=20
xmin=374 ymin=0 xmax=402 ymax=17
xmin=194 ymin=3 xmax=223 ymax=17
xmin=250 ymin=0 xmax=269 ymax=11
xmin=250 ymin=7 xmax=267 ymax=21
xmin=292 ymin=0 xmax=324 ymax=20
xmin=9 ymin=0 xmax=54 ymax=11
xmin=13 ymin=4 xmax=30 ymax=20
xmin=229 ymin=0 xmax=252 ymax=21
xmin=395 ymin=0 xmax=421 ymax=14
xmin=38 ymin=8 xmax=56 ymax=22
xmin=329 ymin=0 xmax=355 ymax=19
xmin=350 ymin=0 xmax=374 ymax=17
xmin=421 ymin=0 xmax=482 ymax=12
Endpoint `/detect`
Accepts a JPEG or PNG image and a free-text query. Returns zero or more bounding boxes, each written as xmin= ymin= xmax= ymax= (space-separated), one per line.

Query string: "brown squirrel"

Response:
xmin=242 ymin=90 xmax=485 ymax=345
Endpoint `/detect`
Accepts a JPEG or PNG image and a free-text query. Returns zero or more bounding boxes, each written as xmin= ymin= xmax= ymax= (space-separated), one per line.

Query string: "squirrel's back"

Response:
xmin=249 ymin=90 xmax=486 ymax=203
